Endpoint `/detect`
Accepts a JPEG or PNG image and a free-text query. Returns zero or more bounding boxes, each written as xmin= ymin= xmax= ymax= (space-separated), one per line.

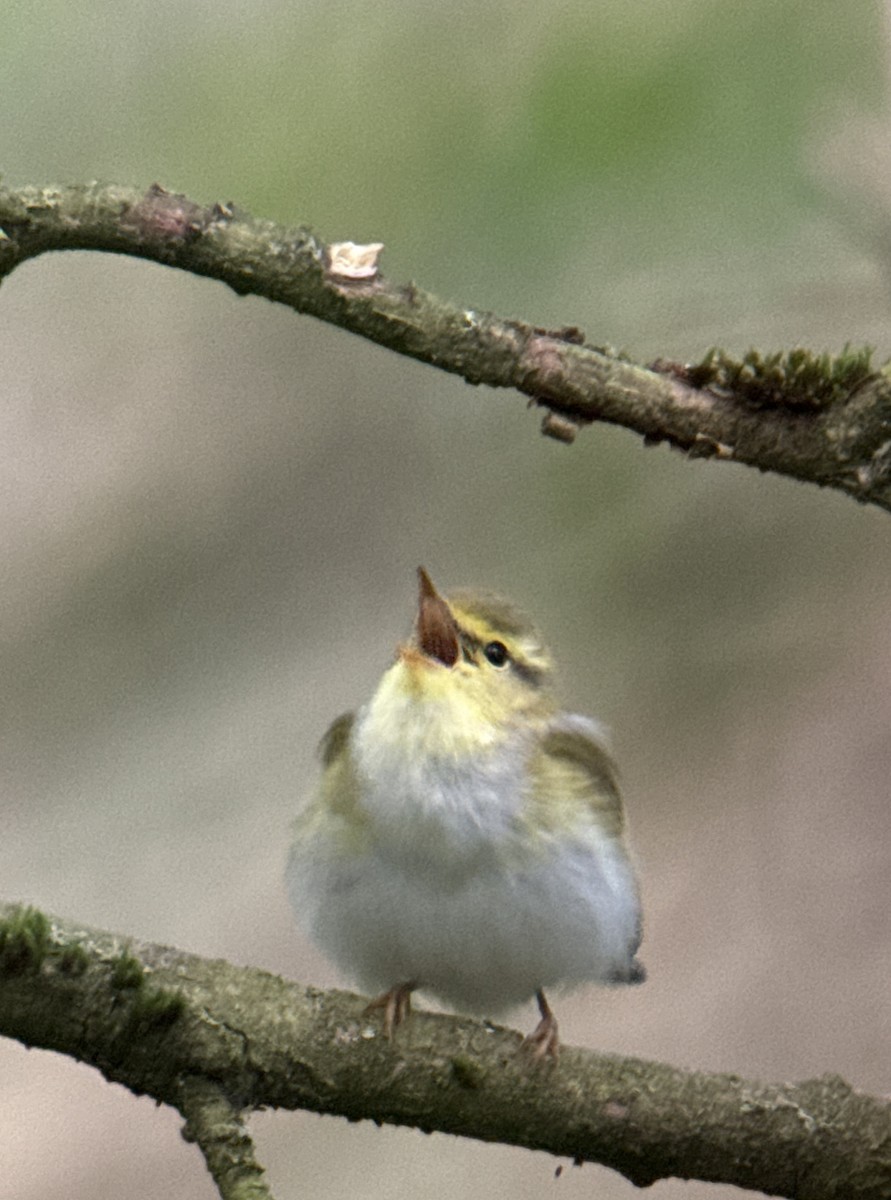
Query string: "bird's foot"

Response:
xmin=363 ymin=981 xmax=417 ymax=1040
xmin=521 ymin=989 xmax=560 ymax=1061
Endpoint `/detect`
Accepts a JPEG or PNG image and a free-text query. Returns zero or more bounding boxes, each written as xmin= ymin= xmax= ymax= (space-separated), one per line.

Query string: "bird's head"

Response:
xmin=391 ymin=568 xmax=556 ymax=735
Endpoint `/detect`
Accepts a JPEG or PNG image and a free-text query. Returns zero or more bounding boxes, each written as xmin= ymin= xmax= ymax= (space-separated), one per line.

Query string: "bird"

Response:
xmin=286 ymin=568 xmax=644 ymax=1058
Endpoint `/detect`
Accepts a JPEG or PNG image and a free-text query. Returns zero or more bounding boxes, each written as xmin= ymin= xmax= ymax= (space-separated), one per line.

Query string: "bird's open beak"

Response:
xmin=415 ymin=567 xmax=460 ymax=667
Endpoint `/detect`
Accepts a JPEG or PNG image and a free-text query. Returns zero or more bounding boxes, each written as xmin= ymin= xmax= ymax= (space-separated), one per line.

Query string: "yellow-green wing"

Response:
xmin=530 ymin=722 xmax=645 ymax=976
xmin=318 ymin=711 xmax=355 ymax=767
xmin=528 ymin=723 xmax=625 ymax=839
xmin=309 ymin=711 xmax=368 ymax=849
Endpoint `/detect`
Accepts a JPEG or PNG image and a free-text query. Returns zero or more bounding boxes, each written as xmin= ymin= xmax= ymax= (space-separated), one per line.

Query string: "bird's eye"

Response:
xmin=483 ymin=640 xmax=510 ymax=668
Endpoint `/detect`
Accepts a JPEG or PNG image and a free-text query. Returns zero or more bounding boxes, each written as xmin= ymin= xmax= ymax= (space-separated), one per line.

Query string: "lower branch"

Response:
xmin=180 ymin=1077 xmax=273 ymax=1200
xmin=0 ymin=904 xmax=888 ymax=1200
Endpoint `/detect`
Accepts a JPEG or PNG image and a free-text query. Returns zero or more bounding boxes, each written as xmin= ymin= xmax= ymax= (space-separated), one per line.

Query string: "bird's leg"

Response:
xmin=363 ymin=981 xmax=417 ymax=1040
xmin=522 ymin=989 xmax=560 ymax=1060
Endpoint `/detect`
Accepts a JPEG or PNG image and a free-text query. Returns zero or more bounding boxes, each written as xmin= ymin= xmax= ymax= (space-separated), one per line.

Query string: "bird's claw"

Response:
xmin=521 ymin=989 xmax=560 ymax=1061
xmin=363 ymin=981 xmax=416 ymax=1040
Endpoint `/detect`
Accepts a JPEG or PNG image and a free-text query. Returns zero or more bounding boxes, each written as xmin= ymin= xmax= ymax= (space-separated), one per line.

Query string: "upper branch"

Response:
xmin=1 ymin=182 xmax=890 ymax=511
xmin=0 ymin=903 xmax=889 ymax=1200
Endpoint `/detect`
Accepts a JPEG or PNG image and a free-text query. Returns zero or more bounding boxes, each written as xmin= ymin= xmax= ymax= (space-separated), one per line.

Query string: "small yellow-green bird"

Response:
xmin=287 ymin=568 xmax=644 ymax=1057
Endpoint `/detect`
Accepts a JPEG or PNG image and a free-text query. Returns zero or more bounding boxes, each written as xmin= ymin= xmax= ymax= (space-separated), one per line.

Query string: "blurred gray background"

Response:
xmin=2 ymin=1 xmax=891 ymax=1197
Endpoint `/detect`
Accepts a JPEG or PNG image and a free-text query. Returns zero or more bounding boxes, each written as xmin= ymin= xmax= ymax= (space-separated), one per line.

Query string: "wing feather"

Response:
xmin=530 ymin=719 xmax=625 ymax=838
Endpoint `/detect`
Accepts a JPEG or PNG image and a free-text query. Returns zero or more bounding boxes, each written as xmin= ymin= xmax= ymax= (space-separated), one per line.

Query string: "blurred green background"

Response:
xmin=3 ymin=1 xmax=891 ymax=1198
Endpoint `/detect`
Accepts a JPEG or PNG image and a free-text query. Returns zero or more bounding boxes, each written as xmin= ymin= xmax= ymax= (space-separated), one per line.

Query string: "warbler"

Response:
xmin=287 ymin=568 xmax=644 ymax=1057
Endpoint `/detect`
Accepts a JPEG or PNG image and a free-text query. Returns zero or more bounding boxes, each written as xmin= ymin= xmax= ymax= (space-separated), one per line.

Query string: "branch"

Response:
xmin=1 ymin=904 xmax=888 ymax=1200
xmin=180 ymin=1078 xmax=273 ymax=1200
xmin=2 ymin=182 xmax=890 ymax=511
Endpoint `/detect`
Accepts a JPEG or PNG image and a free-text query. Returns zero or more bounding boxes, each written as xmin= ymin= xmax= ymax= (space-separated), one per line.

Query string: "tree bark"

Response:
xmin=1 ymin=904 xmax=888 ymax=1200
xmin=1 ymin=181 xmax=890 ymax=511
